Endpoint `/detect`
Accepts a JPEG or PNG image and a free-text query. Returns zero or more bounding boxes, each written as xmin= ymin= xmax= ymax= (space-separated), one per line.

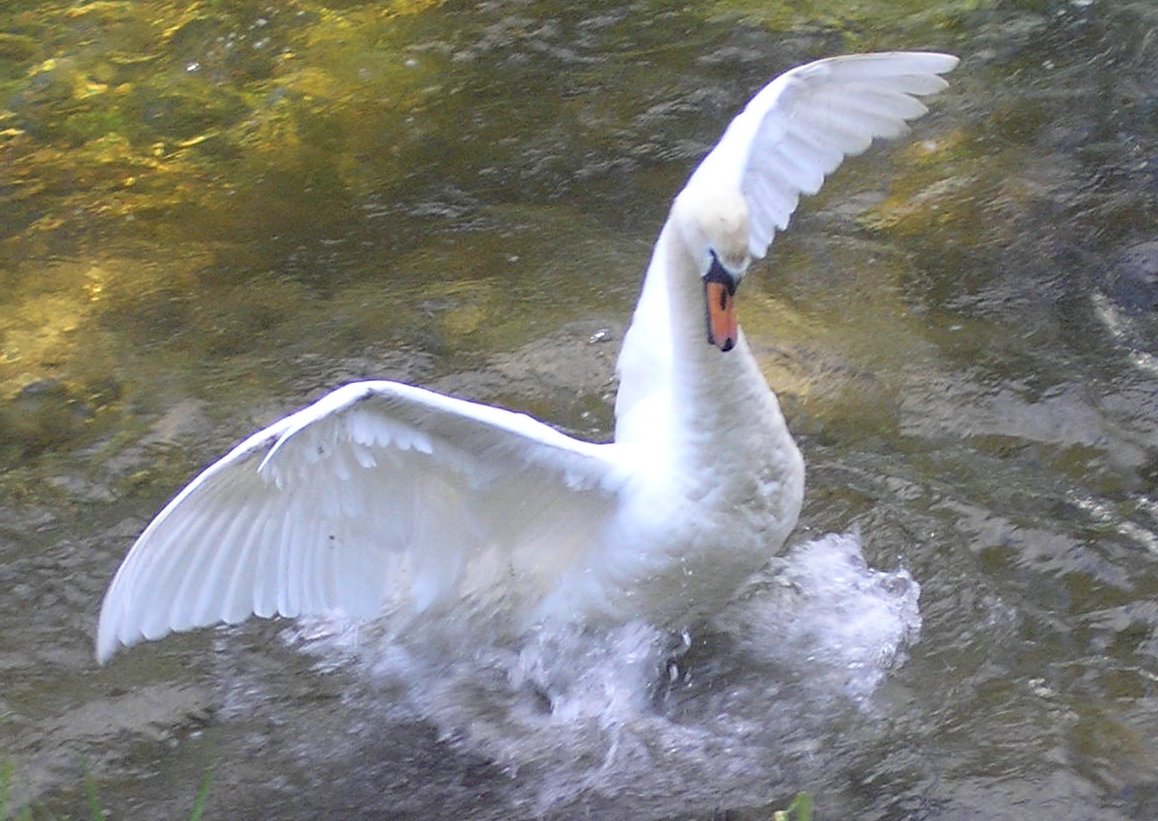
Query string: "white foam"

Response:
xmin=283 ymin=531 xmax=921 ymax=811
xmin=719 ymin=531 xmax=922 ymax=704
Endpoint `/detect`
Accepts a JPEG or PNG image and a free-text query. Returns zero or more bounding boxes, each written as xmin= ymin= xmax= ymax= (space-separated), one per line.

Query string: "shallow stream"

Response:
xmin=2 ymin=1 xmax=1157 ymax=818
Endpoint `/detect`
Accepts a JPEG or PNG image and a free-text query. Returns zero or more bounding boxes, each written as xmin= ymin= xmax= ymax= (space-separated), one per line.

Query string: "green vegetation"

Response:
xmin=772 ymin=791 xmax=812 ymax=821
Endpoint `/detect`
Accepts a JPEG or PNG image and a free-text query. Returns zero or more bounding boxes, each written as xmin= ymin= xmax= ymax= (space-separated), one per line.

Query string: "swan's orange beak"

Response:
xmin=704 ymin=279 xmax=738 ymax=352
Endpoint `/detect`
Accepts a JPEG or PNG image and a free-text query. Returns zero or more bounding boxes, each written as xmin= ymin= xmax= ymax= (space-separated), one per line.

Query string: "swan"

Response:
xmin=96 ymin=52 xmax=958 ymax=664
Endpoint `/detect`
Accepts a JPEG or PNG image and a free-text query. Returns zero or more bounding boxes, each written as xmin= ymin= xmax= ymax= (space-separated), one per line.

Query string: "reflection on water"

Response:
xmin=2 ymin=0 xmax=1157 ymax=819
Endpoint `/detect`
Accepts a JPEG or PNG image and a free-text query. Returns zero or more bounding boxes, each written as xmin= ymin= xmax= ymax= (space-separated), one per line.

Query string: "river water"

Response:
xmin=2 ymin=1 xmax=1156 ymax=818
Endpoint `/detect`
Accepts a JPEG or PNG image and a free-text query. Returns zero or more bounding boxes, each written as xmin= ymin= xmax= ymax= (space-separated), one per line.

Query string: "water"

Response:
xmin=174 ymin=533 xmax=920 ymax=819
xmin=2 ymin=0 xmax=1157 ymax=818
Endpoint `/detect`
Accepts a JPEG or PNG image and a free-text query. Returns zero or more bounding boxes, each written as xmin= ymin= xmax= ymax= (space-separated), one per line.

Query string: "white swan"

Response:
xmin=96 ymin=52 xmax=958 ymax=663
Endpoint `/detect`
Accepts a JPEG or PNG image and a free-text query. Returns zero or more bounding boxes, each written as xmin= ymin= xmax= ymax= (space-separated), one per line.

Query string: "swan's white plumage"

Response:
xmin=98 ymin=382 xmax=623 ymax=661
xmin=686 ymin=51 xmax=956 ymax=259
xmin=96 ymin=52 xmax=957 ymax=663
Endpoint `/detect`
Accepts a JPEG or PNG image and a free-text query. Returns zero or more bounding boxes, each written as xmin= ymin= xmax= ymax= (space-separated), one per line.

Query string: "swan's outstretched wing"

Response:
xmin=97 ymin=381 xmax=623 ymax=662
xmin=615 ymin=53 xmax=956 ymax=439
xmin=687 ymin=51 xmax=958 ymax=259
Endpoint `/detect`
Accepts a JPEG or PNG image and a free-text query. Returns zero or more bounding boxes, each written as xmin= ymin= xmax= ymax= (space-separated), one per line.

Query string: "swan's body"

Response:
xmin=97 ymin=52 xmax=957 ymax=663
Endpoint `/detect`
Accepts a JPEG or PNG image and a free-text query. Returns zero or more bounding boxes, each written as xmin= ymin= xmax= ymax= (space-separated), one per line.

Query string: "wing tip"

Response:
xmin=859 ymin=50 xmax=959 ymax=66
xmin=733 ymin=50 xmax=958 ymax=261
xmin=94 ymin=636 xmax=112 ymax=665
xmin=813 ymin=51 xmax=960 ymax=82
xmin=94 ymin=621 xmax=131 ymax=665
xmin=919 ymin=51 xmax=961 ymax=74
xmin=95 ymin=586 xmax=122 ymax=664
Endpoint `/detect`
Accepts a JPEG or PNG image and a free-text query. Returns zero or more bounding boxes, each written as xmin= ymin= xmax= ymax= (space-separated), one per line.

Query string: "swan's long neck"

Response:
xmin=614 ymin=220 xmax=792 ymax=477
xmin=600 ymin=214 xmax=803 ymax=626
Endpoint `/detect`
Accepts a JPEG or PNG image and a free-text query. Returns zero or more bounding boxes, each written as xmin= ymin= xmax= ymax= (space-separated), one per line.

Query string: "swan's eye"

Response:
xmin=704 ymin=251 xmax=738 ymax=295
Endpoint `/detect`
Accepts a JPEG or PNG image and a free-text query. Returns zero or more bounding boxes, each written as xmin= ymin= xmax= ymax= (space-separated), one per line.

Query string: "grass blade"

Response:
xmin=188 ymin=770 xmax=213 ymax=821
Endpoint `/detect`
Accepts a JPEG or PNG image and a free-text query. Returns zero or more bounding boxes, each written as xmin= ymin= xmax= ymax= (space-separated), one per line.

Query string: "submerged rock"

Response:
xmin=0 ymin=379 xmax=93 ymax=455
xmin=1092 ymin=240 xmax=1158 ymax=365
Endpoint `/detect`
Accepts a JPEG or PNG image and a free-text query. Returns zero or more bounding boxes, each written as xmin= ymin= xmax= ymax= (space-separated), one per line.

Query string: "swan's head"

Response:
xmin=672 ymin=185 xmax=752 ymax=352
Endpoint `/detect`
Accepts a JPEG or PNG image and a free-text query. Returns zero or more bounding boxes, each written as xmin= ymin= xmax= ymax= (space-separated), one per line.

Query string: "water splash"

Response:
xmin=283 ymin=531 xmax=922 ymax=814
xmin=720 ymin=532 xmax=923 ymax=705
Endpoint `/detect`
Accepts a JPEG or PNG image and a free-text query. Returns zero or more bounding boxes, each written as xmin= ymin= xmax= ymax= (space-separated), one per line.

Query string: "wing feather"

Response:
xmin=96 ymin=381 xmax=622 ymax=662
xmin=169 ymin=511 xmax=231 ymax=630
xmin=211 ymin=505 xmax=264 ymax=624
xmin=685 ymin=51 xmax=957 ymax=260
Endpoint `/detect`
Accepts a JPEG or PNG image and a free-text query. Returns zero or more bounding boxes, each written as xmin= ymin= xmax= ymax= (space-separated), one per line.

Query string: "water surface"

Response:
xmin=2 ymin=1 xmax=1157 ymax=818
